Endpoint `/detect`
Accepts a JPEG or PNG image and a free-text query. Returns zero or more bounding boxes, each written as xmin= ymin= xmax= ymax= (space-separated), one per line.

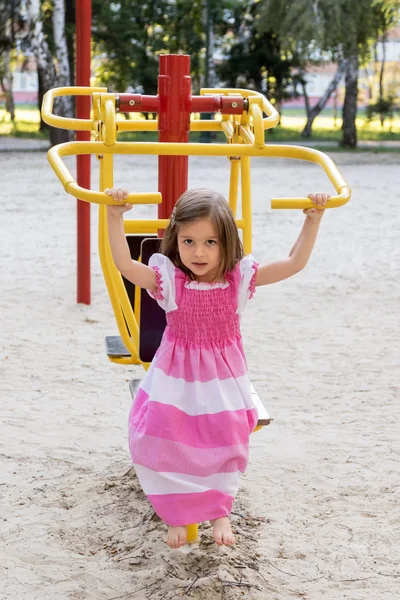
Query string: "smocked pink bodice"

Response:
xmin=165 ymin=284 xmax=240 ymax=345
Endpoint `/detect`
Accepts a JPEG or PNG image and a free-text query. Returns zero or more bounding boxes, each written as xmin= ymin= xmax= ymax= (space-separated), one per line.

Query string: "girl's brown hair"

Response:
xmin=160 ymin=188 xmax=244 ymax=280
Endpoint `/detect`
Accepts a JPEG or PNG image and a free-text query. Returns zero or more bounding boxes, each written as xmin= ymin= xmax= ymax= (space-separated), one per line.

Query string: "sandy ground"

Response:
xmin=1 ymin=149 xmax=399 ymax=600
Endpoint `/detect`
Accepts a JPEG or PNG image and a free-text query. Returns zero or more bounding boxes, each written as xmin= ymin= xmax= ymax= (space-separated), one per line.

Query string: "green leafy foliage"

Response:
xmin=91 ymin=0 xmax=250 ymax=94
xmin=365 ymin=96 xmax=397 ymax=125
xmin=91 ymin=0 xmax=169 ymax=93
xmin=217 ymin=1 xmax=303 ymax=107
xmin=258 ymin=0 xmax=399 ymax=63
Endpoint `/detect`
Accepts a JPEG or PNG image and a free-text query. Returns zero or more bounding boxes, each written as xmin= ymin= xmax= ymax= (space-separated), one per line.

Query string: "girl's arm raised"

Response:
xmin=256 ymin=193 xmax=330 ymax=286
xmin=106 ymin=188 xmax=158 ymax=292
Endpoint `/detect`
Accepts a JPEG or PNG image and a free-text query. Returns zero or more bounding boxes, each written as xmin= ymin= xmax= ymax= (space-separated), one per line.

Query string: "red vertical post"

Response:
xmin=158 ymin=55 xmax=191 ymax=224
xmin=76 ymin=0 xmax=91 ymax=304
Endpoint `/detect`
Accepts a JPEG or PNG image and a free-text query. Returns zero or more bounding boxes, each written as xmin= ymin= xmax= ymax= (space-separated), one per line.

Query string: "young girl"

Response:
xmin=106 ymin=187 xmax=329 ymax=549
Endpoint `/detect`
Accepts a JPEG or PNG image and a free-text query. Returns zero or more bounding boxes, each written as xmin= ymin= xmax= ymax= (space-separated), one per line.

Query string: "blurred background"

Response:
xmin=0 ymin=0 xmax=399 ymax=149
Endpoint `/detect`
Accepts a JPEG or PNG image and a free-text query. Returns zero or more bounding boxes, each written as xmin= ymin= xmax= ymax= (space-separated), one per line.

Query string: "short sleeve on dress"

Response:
xmin=236 ymin=254 xmax=259 ymax=314
xmin=147 ymin=254 xmax=178 ymax=312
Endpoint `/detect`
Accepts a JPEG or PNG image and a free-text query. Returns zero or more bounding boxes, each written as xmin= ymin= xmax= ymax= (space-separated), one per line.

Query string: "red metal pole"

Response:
xmin=76 ymin=0 xmax=91 ymax=304
xmin=158 ymin=55 xmax=191 ymax=224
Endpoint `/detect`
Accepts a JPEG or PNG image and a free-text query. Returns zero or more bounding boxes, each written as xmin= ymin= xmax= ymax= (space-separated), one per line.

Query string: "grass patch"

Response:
xmin=295 ymin=145 xmax=400 ymax=153
xmin=0 ymin=106 xmax=47 ymax=138
xmin=279 ymin=112 xmax=400 ymax=141
xmin=1 ymin=105 xmax=399 ymax=143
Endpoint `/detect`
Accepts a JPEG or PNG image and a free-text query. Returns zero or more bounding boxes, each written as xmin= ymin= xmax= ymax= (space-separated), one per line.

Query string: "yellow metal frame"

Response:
xmin=48 ymin=141 xmax=350 ymax=210
xmin=42 ymin=84 xmax=351 ymax=371
xmin=42 ymin=86 xmax=351 ymax=544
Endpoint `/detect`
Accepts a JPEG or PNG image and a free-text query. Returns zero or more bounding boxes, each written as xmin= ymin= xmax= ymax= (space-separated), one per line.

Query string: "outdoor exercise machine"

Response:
xmin=42 ymin=53 xmax=351 ymax=545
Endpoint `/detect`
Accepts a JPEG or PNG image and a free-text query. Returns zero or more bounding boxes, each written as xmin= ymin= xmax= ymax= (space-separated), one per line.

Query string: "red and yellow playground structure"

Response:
xmin=42 ymin=53 xmax=351 ymax=544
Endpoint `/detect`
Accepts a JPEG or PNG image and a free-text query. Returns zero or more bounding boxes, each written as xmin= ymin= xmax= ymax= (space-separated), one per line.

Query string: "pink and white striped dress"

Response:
xmin=128 ymin=253 xmax=259 ymax=526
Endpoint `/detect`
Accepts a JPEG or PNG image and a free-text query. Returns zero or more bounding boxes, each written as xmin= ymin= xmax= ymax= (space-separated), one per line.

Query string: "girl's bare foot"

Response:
xmin=166 ymin=526 xmax=187 ymax=549
xmin=211 ymin=517 xmax=236 ymax=546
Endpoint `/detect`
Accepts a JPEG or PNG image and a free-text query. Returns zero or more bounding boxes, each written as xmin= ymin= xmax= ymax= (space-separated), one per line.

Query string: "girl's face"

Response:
xmin=177 ymin=218 xmax=222 ymax=282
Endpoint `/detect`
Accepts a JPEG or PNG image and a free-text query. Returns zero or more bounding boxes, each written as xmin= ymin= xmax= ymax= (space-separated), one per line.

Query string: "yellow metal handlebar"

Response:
xmin=42 ymin=86 xmax=108 ymax=131
xmin=271 ymin=187 xmax=350 ymax=209
xmin=43 ymin=86 xmax=281 ymax=135
xmin=47 ymin=144 xmax=161 ymax=205
xmin=48 ymin=141 xmax=350 ymax=209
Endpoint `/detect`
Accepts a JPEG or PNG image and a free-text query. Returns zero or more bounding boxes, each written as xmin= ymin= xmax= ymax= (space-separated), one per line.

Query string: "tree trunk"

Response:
xmin=301 ymin=59 xmax=348 ymax=138
xmin=0 ymin=50 xmax=15 ymax=120
xmin=201 ymin=0 xmax=216 ymax=142
xmin=206 ymin=9 xmax=216 ymax=88
xmin=203 ymin=0 xmax=216 ymax=88
xmin=27 ymin=0 xmax=71 ymax=145
xmin=363 ymin=67 xmax=373 ymax=100
xmin=37 ymin=67 xmax=49 ymax=131
xmin=333 ymin=90 xmax=337 ymax=127
xmin=300 ymin=79 xmax=310 ymax=118
xmin=378 ymin=32 xmax=387 ymax=126
xmin=0 ymin=78 xmax=15 ymax=121
xmin=378 ymin=33 xmax=386 ymax=101
xmin=65 ymin=0 xmax=75 ymax=91
xmin=341 ymin=54 xmax=359 ymax=148
xmin=53 ymin=0 xmax=73 ymax=119
xmin=27 ymin=1 xmax=57 ymax=88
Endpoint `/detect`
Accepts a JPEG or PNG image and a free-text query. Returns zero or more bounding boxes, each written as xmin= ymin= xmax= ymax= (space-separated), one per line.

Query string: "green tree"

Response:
xmin=256 ymin=0 xmax=346 ymax=137
xmin=258 ymin=0 xmax=399 ymax=147
xmin=92 ymin=0 xmax=208 ymax=94
xmin=91 ymin=0 xmax=237 ymax=95
xmin=25 ymin=0 xmax=73 ymax=144
xmin=0 ymin=0 xmax=24 ymax=121
xmin=217 ymin=1 xmax=302 ymax=112
xmin=365 ymin=0 xmax=399 ymax=126
xmin=92 ymin=0 xmax=164 ymax=94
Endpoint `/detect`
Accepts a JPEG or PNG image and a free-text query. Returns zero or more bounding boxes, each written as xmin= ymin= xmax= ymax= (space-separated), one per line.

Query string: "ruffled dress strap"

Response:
xmin=147 ymin=254 xmax=180 ymax=313
xmin=226 ymin=254 xmax=259 ymax=315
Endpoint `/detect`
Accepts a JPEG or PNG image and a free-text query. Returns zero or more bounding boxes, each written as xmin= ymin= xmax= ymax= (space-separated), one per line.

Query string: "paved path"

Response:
xmin=268 ymin=139 xmax=400 ymax=149
xmin=1 ymin=135 xmax=399 ymax=152
xmin=0 ymin=137 xmax=49 ymax=151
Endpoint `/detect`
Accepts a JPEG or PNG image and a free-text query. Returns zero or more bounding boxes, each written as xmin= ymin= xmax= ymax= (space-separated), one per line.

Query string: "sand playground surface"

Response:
xmin=1 ymin=149 xmax=399 ymax=600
